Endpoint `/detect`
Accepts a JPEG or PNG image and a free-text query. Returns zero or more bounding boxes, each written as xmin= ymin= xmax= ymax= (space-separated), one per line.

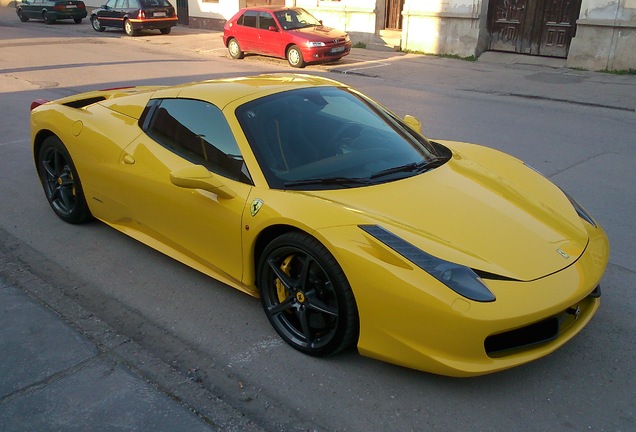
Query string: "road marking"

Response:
xmin=227 ymin=337 xmax=283 ymax=367
xmin=0 ymin=139 xmax=28 ymax=147
xmin=341 ymin=60 xmax=391 ymax=74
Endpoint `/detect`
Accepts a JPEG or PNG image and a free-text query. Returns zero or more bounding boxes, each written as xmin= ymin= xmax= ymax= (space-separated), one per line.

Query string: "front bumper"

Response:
xmin=319 ymin=221 xmax=609 ymax=377
xmin=302 ymin=42 xmax=352 ymax=63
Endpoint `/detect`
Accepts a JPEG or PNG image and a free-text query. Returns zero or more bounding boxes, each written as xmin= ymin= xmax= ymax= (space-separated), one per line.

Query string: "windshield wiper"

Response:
xmin=370 ymin=157 xmax=447 ymax=180
xmin=284 ymin=176 xmax=371 ymax=188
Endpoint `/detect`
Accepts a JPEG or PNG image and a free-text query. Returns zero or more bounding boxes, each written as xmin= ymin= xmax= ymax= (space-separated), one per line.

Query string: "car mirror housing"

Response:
xmin=170 ymin=165 xmax=236 ymax=199
xmin=268 ymin=26 xmax=278 ymax=32
xmin=403 ymin=115 xmax=422 ymax=134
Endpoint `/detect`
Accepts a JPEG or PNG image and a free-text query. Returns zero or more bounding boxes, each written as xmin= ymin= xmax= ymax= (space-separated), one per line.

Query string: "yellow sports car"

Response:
xmin=30 ymin=74 xmax=609 ymax=376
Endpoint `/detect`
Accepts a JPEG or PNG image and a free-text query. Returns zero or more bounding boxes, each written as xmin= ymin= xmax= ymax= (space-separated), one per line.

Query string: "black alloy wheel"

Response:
xmin=258 ymin=232 xmax=359 ymax=356
xmin=37 ymin=136 xmax=92 ymax=224
xmin=43 ymin=11 xmax=55 ymax=24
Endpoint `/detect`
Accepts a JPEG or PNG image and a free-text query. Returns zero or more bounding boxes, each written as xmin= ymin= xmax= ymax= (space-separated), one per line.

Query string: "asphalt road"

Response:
xmin=1 ymin=8 xmax=635 ymax=431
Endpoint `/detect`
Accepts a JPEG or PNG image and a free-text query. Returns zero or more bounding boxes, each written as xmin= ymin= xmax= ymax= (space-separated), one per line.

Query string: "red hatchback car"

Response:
xmin=223 ymin=6 xmax=352 ymax=68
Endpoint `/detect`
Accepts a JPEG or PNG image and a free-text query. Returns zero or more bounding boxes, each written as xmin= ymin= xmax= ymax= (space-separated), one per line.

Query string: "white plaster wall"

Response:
xmin=401 ymin=0 xmax=481 ymax=56
xmin=188 ymin=0 xmax=240 ymax=21
xmin=568 ymin=0 xmax=636 ymax=70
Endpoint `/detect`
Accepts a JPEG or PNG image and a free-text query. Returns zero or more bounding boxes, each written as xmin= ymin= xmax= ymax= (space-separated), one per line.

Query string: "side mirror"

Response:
xmin=170 ymin=165 xmax=235 ymax=199
xmin=268 ymin=26 xmax=278 ymax=32
xmin=403 ymin=115 xmax=422 ymax=134
xmin=319 ymin=20 xmax=323 ymax=26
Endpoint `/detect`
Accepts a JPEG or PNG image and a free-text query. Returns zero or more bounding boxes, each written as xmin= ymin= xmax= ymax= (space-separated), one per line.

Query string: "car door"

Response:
xmin=236 ymin=10 xmax=259 ymax=52
xmin=22 ymin=0 xmax=42 ymax=19
xmin=256 ymin=11 xmax=286 ymax=56
xmin=118 ymin=98 xmax=253 ymax=286
xmin=98 ymin=0 xmax=120 ymax=27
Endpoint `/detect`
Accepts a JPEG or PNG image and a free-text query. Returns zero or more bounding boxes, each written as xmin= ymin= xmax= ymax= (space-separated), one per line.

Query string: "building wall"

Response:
xmin=567 ymin=0 xmax=636 ymax=71
xmin=400 ymin=0 xmax=482 ymax=57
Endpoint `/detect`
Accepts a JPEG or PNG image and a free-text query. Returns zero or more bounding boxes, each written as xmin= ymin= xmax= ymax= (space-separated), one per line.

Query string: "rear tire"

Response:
xmin=124 ymin=19 xmax=136 ymax=36
xmin=74 ymin=17 xmax=82 ymax=24
xmin=227 ymin=38 xmax=244 ymax=59
xmin=43 ymin=11 xmax=55 ymax=24
xmin=160 ymin=27 xmax=172 ymax=35
xmin=37 ymin=136 xmax=92 ymax=224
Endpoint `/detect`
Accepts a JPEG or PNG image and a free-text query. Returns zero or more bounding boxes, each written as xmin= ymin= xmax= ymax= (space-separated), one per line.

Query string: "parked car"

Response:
xmin=223 ymin=6 xmax=352 ymax=68
xmin=28 ymin=74 xmax=609 ymax=376
xmin=16 ymin=0 xmax=87 ymax=24
xmin=90 ymin=0 xmax=177 ymax=36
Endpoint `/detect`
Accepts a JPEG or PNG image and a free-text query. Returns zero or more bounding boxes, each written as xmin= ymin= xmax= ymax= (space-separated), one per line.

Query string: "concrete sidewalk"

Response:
xmin=0 ymin=248 xmax=264 ymax=432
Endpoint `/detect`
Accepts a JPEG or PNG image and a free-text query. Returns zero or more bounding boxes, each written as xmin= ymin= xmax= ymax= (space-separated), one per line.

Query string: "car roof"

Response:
xmin=150 ymin=74 xmax=345 ymax=108
xmin=239 ymin=6 xmax=300 ymax=13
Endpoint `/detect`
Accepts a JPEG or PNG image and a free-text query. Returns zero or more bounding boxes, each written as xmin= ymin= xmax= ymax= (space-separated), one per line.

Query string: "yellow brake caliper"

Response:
xmin=275 ymin=255 xmax=294 ymax=304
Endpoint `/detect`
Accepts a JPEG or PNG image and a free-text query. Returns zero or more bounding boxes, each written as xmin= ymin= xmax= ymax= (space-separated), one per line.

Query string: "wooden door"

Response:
xmin=488 ymin=0 xmax=581 ymax=58
xmin=385 ymin=0 xmax=404 ymax=30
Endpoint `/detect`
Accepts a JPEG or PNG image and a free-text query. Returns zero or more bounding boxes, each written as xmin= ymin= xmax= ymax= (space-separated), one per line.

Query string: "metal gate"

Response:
xmin=488 ymin=0 xmax=581 ymax=58
xmin=385 ymin=0 xmax=404 ymax=30
xmin=176 ymin=0 xmax=188 ymax=26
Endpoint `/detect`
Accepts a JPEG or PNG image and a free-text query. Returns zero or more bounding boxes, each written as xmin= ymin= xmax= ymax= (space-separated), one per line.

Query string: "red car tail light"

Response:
xmin=30 ymin=99 xmax=49 ymax=110
xmin=138 ymin=10 xmax=145 ymax=19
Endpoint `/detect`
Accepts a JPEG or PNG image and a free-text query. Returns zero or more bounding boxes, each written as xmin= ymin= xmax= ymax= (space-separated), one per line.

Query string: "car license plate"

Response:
xmin=154 ymin=12 xmax=167 ymax=17
xmin=66 ymin=4 xmax=77 ymax=8
xmin=331 ymin=46 xmax=345 ymax=54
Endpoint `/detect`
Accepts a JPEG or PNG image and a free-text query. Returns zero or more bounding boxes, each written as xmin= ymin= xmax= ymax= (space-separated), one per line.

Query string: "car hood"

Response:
xmin=292 ymin=25 xmax=348 ymax=41
xmin=304 ymin=142 xmax=589 ymax=281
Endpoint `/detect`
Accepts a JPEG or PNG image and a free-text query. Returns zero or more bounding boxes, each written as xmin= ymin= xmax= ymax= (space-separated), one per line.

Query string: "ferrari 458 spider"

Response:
xmin=30 ymin=74 xmax=609 ymax=376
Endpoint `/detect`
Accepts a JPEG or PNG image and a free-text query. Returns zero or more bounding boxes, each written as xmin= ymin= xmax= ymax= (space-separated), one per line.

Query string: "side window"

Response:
xmin=114 ymin=0 xmax=125 ymax=8
xmin=105 ymin=0 xmax=116 ymax=8
xmin=145 ymin=99 xmax=251 ymax=184
xmin=239 ymin=10 xmax=258 ymax=28
xmin=259 ymin=12 xmax=276 ymax=30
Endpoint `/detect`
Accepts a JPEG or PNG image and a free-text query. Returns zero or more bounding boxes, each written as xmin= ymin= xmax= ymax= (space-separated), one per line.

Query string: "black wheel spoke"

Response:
xmin=306 ymin=292 xmax=338 ymax=316
xmin=267 ymin=258 xmax=296 ymax=292
xmin=58 ymin=185 xmax=75 ymax=211
xmin=297 ymin=306 xmax=314 ymax=346
xmin=267 ymin=296 xmax=295 ymax=315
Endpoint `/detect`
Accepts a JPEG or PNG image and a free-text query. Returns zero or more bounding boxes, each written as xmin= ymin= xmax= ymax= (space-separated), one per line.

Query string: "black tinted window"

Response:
xmin=146 ymin=99 xmax=251 ymax=183
xmin=259 ymin=12 xmax=276 ymax=30
xmin=239 ymin=10 xmax=258 ymax=28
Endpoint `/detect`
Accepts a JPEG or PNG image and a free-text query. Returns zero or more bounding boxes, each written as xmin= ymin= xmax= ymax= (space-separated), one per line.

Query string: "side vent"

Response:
xmin=63 ymin=96 xmax=106 ymax=109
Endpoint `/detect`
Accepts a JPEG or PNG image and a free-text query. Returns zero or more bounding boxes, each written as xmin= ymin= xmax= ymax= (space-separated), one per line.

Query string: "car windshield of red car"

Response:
xmin=140 ymin=0 xmax=171 ymax=7
xmin=274 ymin=9 xmax=321 ymax=30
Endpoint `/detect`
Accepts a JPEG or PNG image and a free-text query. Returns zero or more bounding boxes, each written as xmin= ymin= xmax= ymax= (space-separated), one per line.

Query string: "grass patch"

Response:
xmin=353 ymin=42 xmax=367 ymax=49
xmin=401 ymin=50 xmax=477 ymax=61
xmin=598 ymin=68 xmax=636 ymax=75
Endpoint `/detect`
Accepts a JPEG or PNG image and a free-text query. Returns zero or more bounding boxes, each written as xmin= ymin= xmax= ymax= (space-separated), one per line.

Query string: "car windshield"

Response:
xmin=237 ymin=87 xmax=450 ymax=190
xmin=274 ymin=8 xmax=321 ymax=30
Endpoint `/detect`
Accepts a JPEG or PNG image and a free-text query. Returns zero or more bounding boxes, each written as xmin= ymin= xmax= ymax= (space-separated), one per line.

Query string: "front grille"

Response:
xmin=485 ymin=316 xmax=559 ymax=355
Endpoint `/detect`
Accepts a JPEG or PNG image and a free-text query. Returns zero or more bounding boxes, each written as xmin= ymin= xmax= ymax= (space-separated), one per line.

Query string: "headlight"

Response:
xmin=360 ymin=225 xmax=496 ymax=302
xmin=306 ymin=41 xmax=326 ymax=47
xmin=524 ymin=163 xmax=597 ymax=227
xmin=563 ymin=192 xmax=597 ymax=227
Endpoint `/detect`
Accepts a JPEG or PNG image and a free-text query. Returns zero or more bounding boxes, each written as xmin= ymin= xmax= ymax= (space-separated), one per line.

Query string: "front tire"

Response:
xmin=287 ymin=45 xmax=305 ymax=68
xmin=17 ymin=9 xmax=29 ymax=22
xmin=37 ymin=136 xmax=92 ymax=224
xmin=258 ymin=232 xmax=359 ymax=356
xmin=227 ymin=38 xmax=244 ymax=59
xmin=91 ymin=16 xmax=105 ymax=32
xmin=124 ymin=19 xmax=136 ymax=36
